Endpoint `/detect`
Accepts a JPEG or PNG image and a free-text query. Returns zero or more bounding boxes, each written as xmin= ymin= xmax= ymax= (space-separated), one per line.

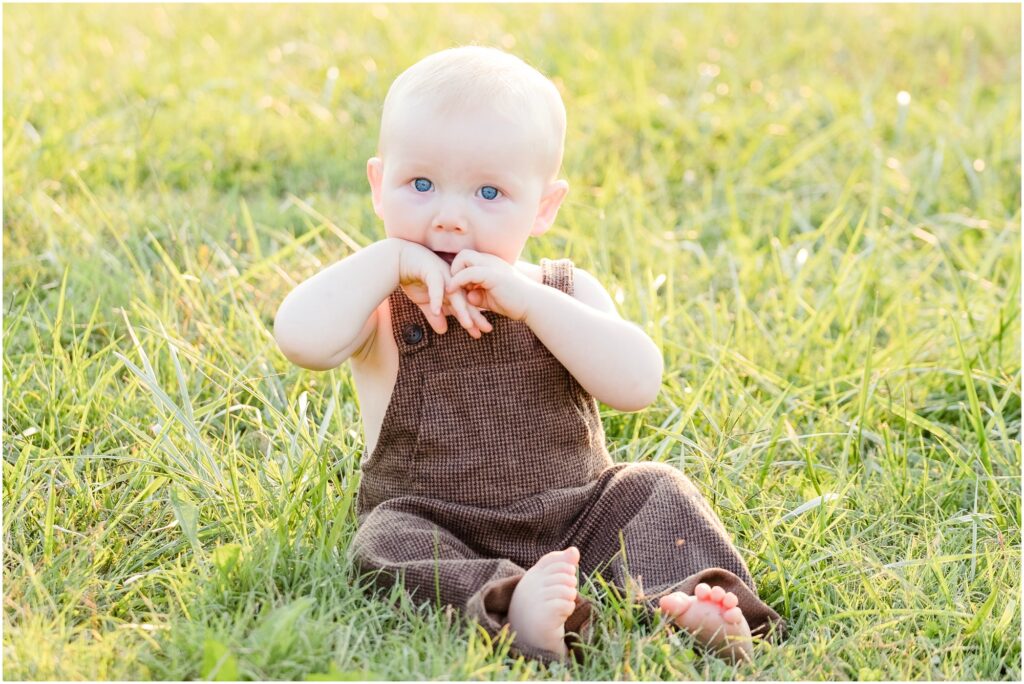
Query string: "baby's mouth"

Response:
xmin=433 ymin=251 xmax=458 ymax=266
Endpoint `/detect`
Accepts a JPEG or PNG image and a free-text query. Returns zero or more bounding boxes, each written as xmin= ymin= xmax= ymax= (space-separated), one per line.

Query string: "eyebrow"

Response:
xmin=389 ymin=159 xmax=434 ymax=174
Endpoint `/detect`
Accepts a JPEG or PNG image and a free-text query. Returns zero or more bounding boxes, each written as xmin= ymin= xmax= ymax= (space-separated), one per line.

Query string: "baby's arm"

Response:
xmin=524 ymin=268 xmax=663 ymax=412
xmin=275 ymin=238 xmax=488 ymax=370
xmin=447 ymin=253 xmax=662 ymax=411
xmin=274 ymin=239 xmax=404 ymax=371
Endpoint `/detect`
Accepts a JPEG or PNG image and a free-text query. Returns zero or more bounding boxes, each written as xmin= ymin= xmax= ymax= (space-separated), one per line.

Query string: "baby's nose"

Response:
xmin=433 ymin=198 xmax=468 ymax=233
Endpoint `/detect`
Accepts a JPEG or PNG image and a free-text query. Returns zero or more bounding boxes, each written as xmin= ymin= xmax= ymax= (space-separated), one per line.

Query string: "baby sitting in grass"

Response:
xmin=274 ymin=45 xmax=783 ymax=665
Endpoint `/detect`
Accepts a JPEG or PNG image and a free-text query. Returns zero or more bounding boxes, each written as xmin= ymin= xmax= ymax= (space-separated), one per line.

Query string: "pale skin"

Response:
xmin=273 ymin=97 xmax=753 ymax=664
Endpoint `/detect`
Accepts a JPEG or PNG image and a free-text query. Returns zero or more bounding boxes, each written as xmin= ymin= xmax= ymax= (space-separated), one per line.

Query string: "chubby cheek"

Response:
xmin=474 ymin=214 xmax=535 ymax=263
xmin=380 ymin=192 xmax=430 ymax=241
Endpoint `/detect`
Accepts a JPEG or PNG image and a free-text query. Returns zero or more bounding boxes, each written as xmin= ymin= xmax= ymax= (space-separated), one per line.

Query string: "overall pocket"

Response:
xmin=413 ymin=355 xmax=599 ymax=507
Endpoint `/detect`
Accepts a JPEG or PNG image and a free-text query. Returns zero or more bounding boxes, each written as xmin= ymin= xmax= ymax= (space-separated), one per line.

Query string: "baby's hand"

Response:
xmin=397 ymin=241 xmax=493 ymax=338
xmin=438 ymin=287 xmax=494 ymax=339
xmin=447 ymin=250 xmax=538 ymax=322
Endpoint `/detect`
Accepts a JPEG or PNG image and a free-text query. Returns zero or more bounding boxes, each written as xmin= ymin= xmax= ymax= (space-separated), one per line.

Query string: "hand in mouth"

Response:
xmin=432 ymin=251 xmax=459 ymax=266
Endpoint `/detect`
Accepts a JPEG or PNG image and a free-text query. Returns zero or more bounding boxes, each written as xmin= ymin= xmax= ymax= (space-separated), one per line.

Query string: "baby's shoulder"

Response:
xmin=515 ymin=260 xmax=619 ymax=316
xmin=513 ymin=259 xmax=545 ymax=284
xmin=568 ymin=266 xmax=619 ymax=316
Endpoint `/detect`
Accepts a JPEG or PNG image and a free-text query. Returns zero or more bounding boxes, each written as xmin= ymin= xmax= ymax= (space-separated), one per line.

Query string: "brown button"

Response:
xmin=402 ymin=324 xmax=424 ymax=345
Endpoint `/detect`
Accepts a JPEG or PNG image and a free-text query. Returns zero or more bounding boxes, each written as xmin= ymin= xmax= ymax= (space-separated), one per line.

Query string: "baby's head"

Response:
xmin=367 ymin=46 xmax=570 ymax=265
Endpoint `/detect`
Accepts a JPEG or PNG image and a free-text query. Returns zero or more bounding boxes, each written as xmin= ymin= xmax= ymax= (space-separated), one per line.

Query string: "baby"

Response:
xmin=274 ymin=46 xmax=783 ymax=665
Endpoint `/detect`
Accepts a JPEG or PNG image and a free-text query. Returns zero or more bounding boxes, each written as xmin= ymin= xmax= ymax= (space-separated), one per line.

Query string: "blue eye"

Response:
xmin=479 ymin=186 xmax=500 ymax=200
xmin=413 ymin=178 xmax=433 ymax=192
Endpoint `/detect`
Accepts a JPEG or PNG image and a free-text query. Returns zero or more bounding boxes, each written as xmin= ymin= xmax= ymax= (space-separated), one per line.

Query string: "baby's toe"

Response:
xmin=723 ymin=606 xmax=744 ymax=624
xmin=549 ymin=562 xmax=579 ymax=578
xmin=694 ymin=583 xmax=712 ymax=600
xmin=709 ymin=586 xmax=726 ymax=602
xmin=722 ymin=592 xmax=739 ymax=610
xmin=535 ymin=548 xmax=578 ymax=570
xmin=544 ymin=584 xmax=577 ymax=602
xmin=542 ymin=571 xmax=577 ymax=592
xmin=659 ymin=592 xmax=695 ymax=618
xmin=552 ymin=597 xmax=576 ymax=616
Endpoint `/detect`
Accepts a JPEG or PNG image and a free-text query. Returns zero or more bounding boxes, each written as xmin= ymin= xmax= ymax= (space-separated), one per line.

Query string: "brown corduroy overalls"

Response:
xmin=350 ymin=258 xmax=784 ymax=662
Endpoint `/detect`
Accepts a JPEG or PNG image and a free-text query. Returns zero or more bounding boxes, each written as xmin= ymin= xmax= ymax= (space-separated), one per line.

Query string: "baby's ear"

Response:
xmin=366 ymin=157 xmax=384 ymax=218
xmin=531 ymin=179 xmax=569 ymax=236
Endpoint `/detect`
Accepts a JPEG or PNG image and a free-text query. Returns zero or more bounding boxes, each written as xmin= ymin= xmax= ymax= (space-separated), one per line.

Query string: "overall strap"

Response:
xmin=387 ymin=288 xmax=435 ymax=358
xmin=540 ymin=258 xmax=575 ymax=296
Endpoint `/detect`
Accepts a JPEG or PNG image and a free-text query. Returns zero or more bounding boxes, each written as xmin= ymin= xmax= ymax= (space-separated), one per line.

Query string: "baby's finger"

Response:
xmin=468 ymin=304 xmax=493 ymax=333
xmin=427 ymin=268 xmax=445 ymax=316
xmin=448 ymin=249 xmax=481 ymax=276
xmin=421 ymin=306 xmax=448 ymax=335
xmin=447 ymin=291 xmax=481 ymax=338
xmin=448 ymin=266 xmax=491 ymax=292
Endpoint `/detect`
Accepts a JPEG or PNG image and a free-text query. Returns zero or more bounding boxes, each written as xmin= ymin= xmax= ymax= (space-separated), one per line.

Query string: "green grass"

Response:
xmin=3 ymin=3 xmax=1021 ymax=680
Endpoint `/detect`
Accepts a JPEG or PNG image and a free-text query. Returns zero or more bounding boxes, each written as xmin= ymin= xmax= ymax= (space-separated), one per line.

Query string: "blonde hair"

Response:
xmin=379 ymin=46 xmax=567 ymax=181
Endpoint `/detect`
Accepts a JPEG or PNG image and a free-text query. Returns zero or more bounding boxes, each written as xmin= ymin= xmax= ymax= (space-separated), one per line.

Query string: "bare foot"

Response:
xmin=659 ymin=583 xmax=753 ymax=664
xmin=507 ymin=547 xmax=580 ymax=658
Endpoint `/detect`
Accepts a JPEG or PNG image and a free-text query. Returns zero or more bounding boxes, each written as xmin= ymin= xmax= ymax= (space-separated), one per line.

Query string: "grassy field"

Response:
xmin=3 ymin=3 xmax=1021 ymax=680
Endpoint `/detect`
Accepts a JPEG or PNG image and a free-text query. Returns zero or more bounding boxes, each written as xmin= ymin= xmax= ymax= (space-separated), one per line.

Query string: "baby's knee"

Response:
xmin=351 ymin=506 xmax=476 ymax=566
xmin=349 ymin=512 xmax=383 ymax=562
xmin=350 ymin=507 xmax=417 ymax=559
xmin=612 ymin=461 xmax=694 ymax=495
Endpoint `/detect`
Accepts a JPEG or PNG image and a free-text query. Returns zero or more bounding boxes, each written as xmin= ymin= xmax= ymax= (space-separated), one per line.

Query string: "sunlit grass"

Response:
xmin=3 ymin=3 xmax=1021 ymax=680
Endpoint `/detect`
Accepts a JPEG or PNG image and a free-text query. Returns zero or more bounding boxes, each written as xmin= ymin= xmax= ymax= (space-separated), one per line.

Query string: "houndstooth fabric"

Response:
xmin=350 ymin=258 xmax=784 ymax=663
